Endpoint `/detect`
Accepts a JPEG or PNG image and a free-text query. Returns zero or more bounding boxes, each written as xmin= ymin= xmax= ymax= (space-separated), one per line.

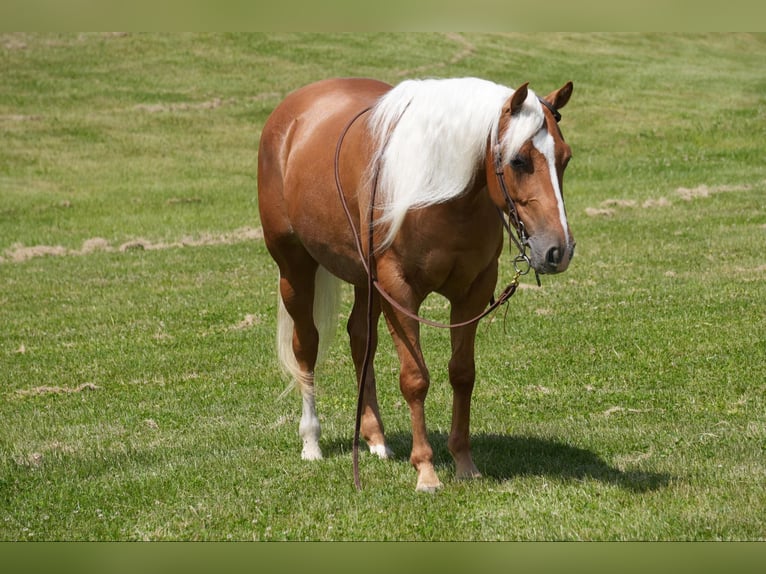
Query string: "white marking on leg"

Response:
xmin=299 ymin=391 xmax=322 ymax=460
xmin=368 ymin=443 xmax=394 ymax=459
xmin=533 ymin=129 xmax=571 ymax=249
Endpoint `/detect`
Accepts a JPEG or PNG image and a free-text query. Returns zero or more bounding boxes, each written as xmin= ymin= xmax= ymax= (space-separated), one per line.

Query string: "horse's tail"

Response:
xmin=276 ymin=265 xmax=341 ymax=397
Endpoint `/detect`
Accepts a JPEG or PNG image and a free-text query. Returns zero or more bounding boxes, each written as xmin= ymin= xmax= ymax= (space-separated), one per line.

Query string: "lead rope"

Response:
xmin=334 ymin=105 xmax=383 ymax=491
xmin=334 ymin=105 xmax=530 ymax=490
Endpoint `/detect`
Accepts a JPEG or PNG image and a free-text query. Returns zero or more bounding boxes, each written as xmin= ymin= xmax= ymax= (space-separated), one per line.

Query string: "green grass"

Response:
xmin=1 ymin=33 xmax=765 ymax=540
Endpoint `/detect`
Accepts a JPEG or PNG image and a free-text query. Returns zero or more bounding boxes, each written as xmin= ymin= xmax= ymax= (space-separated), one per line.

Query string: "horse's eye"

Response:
xmin=509 ymin=156 xmax=528 ymax=172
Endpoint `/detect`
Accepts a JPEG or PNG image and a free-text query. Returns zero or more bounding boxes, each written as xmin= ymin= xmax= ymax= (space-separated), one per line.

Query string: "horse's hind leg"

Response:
xmin=347 ymin=286 xmax=392 ymax=459
xmin=276 ymin=253 xmax=323 ymax=460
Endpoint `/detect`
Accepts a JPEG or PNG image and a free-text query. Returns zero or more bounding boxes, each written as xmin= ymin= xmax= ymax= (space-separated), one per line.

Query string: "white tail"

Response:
xmin=276 ymin=265 xmax=341 ymax=397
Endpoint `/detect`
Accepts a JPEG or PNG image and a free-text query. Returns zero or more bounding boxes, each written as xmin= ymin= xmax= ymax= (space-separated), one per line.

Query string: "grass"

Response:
xmin=1 ymin=33 xmax=765 ymax=540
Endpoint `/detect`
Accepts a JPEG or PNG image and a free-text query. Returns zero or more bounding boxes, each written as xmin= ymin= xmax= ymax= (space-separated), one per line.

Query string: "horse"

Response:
xmin=257 ymin=76 xmax=575 ymax=492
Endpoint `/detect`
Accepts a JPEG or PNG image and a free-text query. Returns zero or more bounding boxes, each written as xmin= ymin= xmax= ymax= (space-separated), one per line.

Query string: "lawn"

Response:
xmin=1 ymin=33 xmax=764 ymax=540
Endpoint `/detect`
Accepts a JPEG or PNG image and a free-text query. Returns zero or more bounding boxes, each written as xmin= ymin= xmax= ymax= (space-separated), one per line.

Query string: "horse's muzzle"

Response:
xmin=531 ymin=238 xmax=575 ymax=274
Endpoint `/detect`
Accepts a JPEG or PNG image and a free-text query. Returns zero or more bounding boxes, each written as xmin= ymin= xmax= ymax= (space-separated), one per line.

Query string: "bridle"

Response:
xmin=333 ymin=96 xmax=561 ymax=489
xmin=490 ymin=95 xmax=561 ymax=288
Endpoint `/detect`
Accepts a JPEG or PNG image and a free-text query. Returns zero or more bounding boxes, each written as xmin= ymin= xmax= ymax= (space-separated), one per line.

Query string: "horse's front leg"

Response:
xmin=380 ymin=280 xmax=440 ymax=492
xmin=447 ymin=262 xmax=499 ymax=480
xmin=448 ymin=322 xmax=482 ymax=480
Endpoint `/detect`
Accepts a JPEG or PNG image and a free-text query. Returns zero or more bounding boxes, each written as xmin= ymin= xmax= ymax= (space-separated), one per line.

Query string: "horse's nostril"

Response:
xmin=546 ymin=247 xmax=561 ymax=267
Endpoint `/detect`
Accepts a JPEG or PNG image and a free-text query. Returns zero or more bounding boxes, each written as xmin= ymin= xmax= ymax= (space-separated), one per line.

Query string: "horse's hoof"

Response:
xmin=301 ymin=443 xmax=323 ymax=461
xmin=455 ymin=465 xmax=482 ymax=480
xmin=415 ymin=481 xmax=443 ymax=493
xmin=415 ymin=470 xmax=443 ymax=493
xmin=415 ymin=463 xmax=443 ymax=492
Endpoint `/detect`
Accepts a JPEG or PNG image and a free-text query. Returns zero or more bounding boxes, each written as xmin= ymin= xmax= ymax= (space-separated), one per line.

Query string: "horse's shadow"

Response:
xmin=326 ymin=431 xmax=670 ymax=493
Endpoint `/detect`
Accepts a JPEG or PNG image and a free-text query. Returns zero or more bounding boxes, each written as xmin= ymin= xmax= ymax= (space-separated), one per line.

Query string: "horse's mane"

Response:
xmin=368 ymin=77 xmax=545 ymax=249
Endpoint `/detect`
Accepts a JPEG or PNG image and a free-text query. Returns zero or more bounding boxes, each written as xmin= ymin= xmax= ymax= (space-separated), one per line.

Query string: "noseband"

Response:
xmin=334 ymin=96 xmax=560 ymax=489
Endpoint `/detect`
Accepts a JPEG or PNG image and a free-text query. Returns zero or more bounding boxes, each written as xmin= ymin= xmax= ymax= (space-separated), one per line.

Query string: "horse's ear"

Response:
xmin=509 ymin=82 xmax=529 ymax=116
xmin=544 ymin=81 xmax=573 ymax=111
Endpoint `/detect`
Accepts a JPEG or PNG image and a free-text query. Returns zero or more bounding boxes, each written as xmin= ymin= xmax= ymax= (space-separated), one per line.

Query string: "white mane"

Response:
xmin=368 ymin=77 xmax=545 ymax=249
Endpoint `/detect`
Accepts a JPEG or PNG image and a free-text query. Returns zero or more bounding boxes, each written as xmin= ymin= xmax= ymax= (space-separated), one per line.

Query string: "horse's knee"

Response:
xmin=399 ymin=373 xmax=430 ymax=404
xmin=448 ymin=360 xmax=475 ymax=392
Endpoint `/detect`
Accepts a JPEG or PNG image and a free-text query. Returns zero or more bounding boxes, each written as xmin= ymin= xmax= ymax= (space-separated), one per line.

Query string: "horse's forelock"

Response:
xmin=498 ymin=90 xmax=546 ymax=163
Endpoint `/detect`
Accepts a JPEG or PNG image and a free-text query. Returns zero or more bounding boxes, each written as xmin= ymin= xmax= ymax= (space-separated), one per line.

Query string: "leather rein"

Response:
xmin=333 ymin=99 xmax=558 ymax=489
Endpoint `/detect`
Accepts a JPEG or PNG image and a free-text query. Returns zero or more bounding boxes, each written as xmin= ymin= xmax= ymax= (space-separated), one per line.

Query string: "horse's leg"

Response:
xmin=447 ymin=323 xmax=483 ymax=480
xmin=276 ymin=253 xmax=322 ymax=460
xmin=379 ymin=279 xmax=440 ymax=492
xmin=347 ymin=286 xmax=393 ymax=458
xmin=447 ymin=263 xmax=499 ymax=480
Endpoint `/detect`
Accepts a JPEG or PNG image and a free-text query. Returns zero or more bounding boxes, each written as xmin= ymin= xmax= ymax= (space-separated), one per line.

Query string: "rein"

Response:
xmin=334 ymin=101 xmax=551 ymax=490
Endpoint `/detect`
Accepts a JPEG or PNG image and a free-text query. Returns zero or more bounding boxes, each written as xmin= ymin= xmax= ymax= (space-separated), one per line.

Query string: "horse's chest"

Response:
xmin=398 ymin=218 xmax=502 ymax=296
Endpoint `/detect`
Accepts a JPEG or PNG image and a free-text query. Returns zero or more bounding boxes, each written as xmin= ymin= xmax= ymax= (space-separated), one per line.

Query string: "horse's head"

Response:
xmin=490 ymin=81 xmax=575 ymax=275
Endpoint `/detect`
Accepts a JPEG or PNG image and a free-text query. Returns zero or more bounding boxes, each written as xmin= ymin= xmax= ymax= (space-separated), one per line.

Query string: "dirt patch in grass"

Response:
xmin=586 ymin=197 xmax=671 ymax=217
xmin=0 ymin=114 xmax=43 ymax=122
xmin=3 ymin=244 xmax=70 ymax=261
xmin=80 ymin=237 xmax=111 ymax=253
xmin=14 ymin=452 xmax=44 ymax=468
xmin=1 ymin=227 xmax=264 ymax=263
xmin=676 ymin=183 xmax=753 ymax=201
xmin=230 ymin=314 xmax=262 ymax=330
xmin=586 ymin=181 xmax=760 ymax=217
xmin=15 ymin=383 xmax=99 ymax=398
xmin=601 ymin=199 xmax=637 ymax=208
xmin=116 ymin=227 xmax=264 ymax=252
xmin=642 ymin=197 xmax=672 ymax=208
xmin=585 ymin=207 xmax=616 ymax=217
xmin=2 ymin=34 xmax=29 ymax=50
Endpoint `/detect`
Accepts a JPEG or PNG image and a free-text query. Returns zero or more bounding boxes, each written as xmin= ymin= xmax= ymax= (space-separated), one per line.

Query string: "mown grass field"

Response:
xmin=1 ymin=33 xmax=765 ymax=540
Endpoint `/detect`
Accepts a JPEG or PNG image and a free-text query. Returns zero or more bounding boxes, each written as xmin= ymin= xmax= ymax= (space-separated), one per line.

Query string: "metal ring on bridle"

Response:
xmin=513 ymin=253 xmax=532 ymax=275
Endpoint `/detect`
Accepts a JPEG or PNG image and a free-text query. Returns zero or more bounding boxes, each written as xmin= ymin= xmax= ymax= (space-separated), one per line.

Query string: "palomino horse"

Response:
xmin=258 ymin=77 xmax=574 ymax=492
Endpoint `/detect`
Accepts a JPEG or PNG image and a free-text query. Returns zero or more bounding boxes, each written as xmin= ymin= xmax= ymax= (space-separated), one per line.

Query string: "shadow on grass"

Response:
xmin=469 ymin=433 xmax=671 ymax=493
xmin=325 ymin=431 xmax=671 ymax=493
